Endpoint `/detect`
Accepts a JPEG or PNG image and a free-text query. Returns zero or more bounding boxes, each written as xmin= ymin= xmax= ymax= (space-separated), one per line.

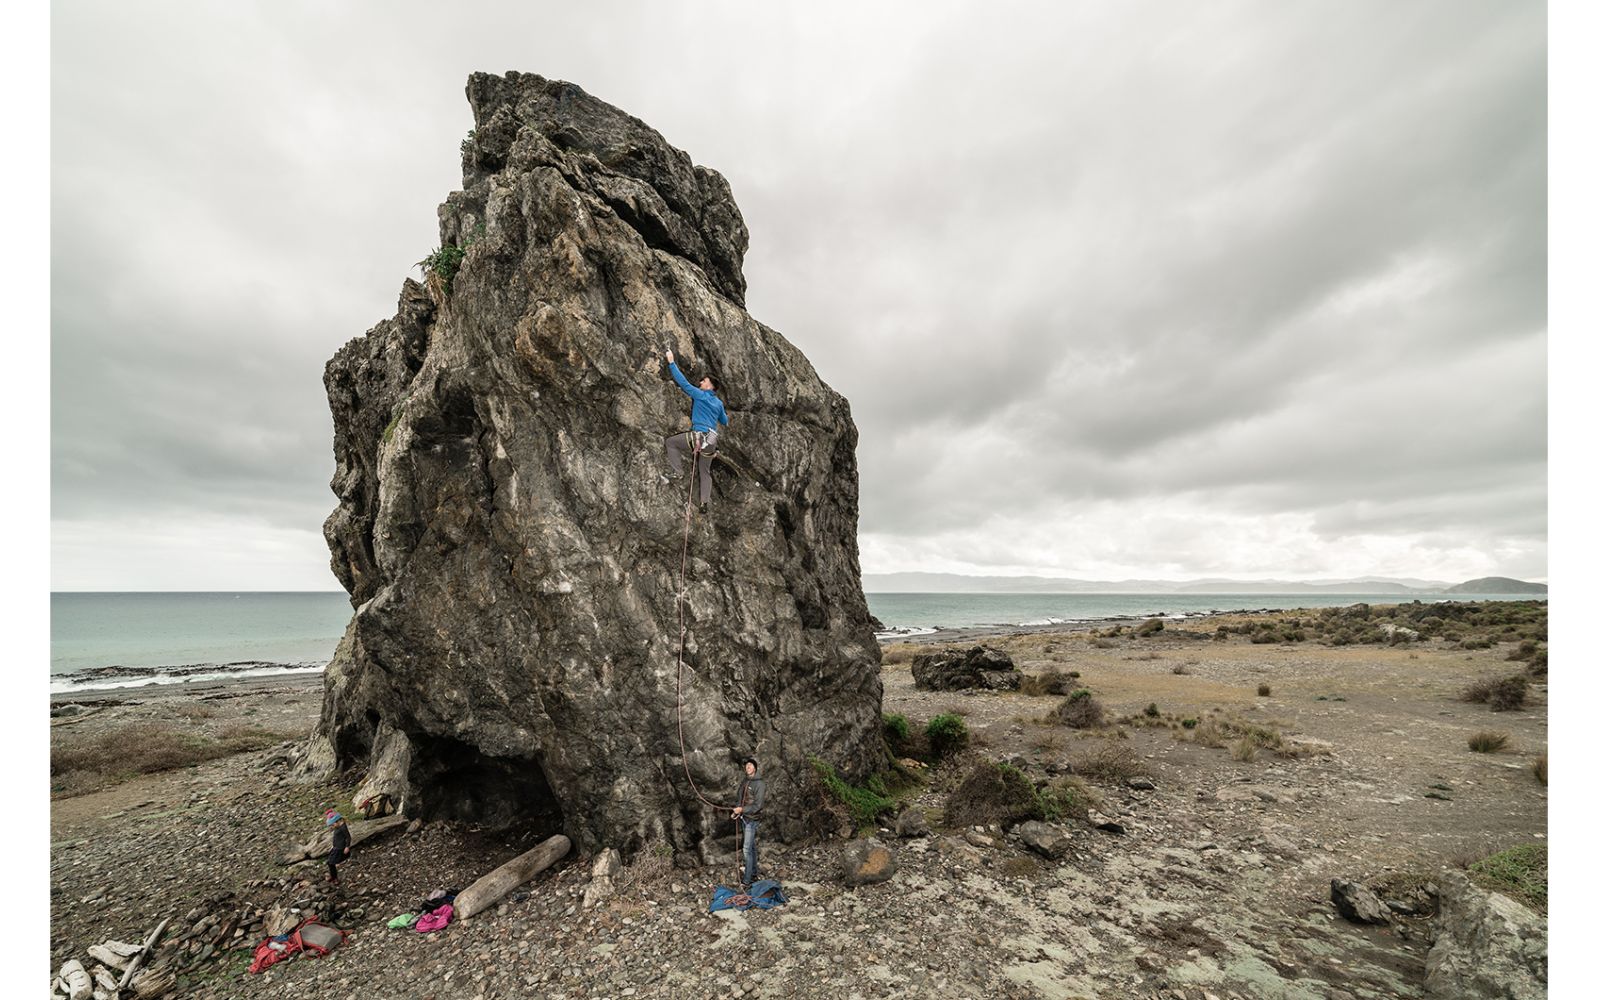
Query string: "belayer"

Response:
xmin=659 ymin=348 xmax=728 ymax=512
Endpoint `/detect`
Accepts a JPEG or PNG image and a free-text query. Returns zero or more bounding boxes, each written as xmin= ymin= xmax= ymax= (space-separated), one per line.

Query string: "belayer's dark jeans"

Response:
xmin=664 ymin=431 xmax=718 ymax=503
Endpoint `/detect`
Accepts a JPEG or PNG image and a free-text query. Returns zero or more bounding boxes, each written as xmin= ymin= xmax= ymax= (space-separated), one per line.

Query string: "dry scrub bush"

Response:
xmin=1185 ymin=716 xmax=1296 ymax=757
xmin=944 ymin=761 xmax=1044 ymax=829
xmin=1468 ymin=731 xmax=1510 ymax=753
xmin=1257 ymin=683 xmax=1272 ymax=697
xmin=1462 ymin=674 xmax=1529 ymax=712
xmin=1020 ymin=671 xmax=1078 ymax=697
xmin=51 ymin=721 xmax=286 ymax=796
xmin=1072 ymin=744 xmax=1141 ymax=782
xmin=1535 ymin=752 xmax=1547 ymax=785
xmin=1171 ymin=664 xmax=1191 ymax=675
xmin=615 ymin=840 xmax=675 ymax=894
xmin=1048 ymin=690 xmax=1104 ymax=729
xmin=880 ymin=643 xmax=921 ymax=667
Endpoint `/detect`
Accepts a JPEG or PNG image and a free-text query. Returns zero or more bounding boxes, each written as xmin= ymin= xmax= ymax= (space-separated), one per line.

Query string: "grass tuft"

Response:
xmin=1468 ymin=731 xmax=1510 ymax=753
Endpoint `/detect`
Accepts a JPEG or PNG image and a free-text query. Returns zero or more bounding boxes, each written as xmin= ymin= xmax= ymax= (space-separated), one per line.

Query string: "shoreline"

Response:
xmin=51 ymin=670 xmax=325 ymax=705
xmin=874 ymin=604 xmax=1295 ymax=646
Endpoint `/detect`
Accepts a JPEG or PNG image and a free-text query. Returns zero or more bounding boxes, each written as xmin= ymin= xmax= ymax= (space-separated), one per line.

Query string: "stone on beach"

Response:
xmin=910 ymin=645 xmax=1020 ymax=691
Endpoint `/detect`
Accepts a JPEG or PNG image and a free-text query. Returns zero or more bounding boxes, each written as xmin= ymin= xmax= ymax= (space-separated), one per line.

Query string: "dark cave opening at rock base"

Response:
xmin=405 ymin=732 xmax=565 ymax=839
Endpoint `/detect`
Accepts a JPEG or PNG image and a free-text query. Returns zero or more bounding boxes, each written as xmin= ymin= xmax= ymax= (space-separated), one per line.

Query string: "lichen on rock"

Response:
xmin=312 ymin=71 xmax=883 ymax=861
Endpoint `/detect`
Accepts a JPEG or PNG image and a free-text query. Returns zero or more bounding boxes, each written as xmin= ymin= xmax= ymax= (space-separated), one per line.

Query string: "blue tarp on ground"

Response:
xmin=708 ymin=879 xmax=788 ymax=912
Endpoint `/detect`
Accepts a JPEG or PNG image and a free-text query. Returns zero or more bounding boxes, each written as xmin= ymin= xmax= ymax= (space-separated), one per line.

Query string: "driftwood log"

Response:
xmin=117 ymin=916 xmax=169 ymax=992
xmin=87 ymin=944 xmax=131 ymax=971
xmin=131 ymin=967 xmax=177 ymax=998
xmin=280 ymin=815 xmax=406 ymax=865
xmin=454 ymin=835 xmax=571 ymax=920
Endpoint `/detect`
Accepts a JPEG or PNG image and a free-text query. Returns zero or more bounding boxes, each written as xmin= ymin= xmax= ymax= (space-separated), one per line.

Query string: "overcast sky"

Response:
xmin=50 ymin=0 xmax=1548 ymax=589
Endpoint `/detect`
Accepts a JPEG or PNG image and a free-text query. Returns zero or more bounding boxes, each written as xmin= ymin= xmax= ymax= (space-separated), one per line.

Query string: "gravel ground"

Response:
xmin=51 ymin=613 xmax=1548 ymax=998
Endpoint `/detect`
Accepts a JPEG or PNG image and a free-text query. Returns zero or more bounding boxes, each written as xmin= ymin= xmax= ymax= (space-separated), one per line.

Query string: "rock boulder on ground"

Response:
xmin=1015 ymin=820 xmax=1073 ymax=860
xmin=1331 ymin=878 xmax=1391 ymax=925
xmin=911 ymin=645 xmax=1020 ymax=691
xmin=840 ymin=838 xmax=898 ymax=886
xmin=1425 ymin=871 xmax=1546 ymax=999
xmin=310 ymin=71 xmax=883 ymax=860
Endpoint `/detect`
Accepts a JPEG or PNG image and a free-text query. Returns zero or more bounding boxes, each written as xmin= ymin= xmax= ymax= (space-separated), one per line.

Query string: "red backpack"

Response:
xmin=247 ymin=918 xmax=347 ymax=974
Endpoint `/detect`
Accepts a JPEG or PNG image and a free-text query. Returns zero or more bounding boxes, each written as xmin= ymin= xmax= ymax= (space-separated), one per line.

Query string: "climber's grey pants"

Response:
xmin=664 ymin=430 xmax=718 ymax=503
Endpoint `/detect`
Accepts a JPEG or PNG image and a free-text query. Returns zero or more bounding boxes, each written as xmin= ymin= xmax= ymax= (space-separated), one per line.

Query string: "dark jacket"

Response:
xmin=330 ymin=823 xmax=351 ymax=860
xmin=736 ymin=776 xmax=766 ymax=817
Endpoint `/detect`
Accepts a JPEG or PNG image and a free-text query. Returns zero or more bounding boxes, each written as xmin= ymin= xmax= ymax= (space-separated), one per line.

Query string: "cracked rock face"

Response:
xmin=315 ymin=71 xmax=883 ymax=859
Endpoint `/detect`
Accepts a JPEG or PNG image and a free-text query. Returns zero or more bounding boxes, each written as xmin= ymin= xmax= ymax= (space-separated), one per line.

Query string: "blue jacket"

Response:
xmin=669 ymin=362 xmax=729 ymax=433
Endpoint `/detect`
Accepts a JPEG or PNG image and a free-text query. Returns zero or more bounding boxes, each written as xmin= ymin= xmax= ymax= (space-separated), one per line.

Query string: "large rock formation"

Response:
xmin=313 ymin=72 xmax=883 ymax=860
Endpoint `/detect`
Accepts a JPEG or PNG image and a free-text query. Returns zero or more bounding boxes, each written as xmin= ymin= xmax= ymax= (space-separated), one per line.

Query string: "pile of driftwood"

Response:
xmin=52 ymin=918 xmax=171 ymax=999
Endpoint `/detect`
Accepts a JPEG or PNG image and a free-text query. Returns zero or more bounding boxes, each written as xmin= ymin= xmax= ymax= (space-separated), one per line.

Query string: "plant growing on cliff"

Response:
xmin=418 ymin=240 xmax=473 ymax=295
xmin=807 ymin=757 xmax=914 ymax=830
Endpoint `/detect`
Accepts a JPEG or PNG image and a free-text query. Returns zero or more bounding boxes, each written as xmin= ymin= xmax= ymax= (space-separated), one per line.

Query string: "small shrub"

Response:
xmin=1090 ymin=638 xmax=1115 ymax=649
xmin=1171 ymin=664 xmax=1191 ymax=675
xmin=1506 ymin=639 xmax=1539 ymax=662
xmin=1212 ymin=626 xmax=1229 ymax=641
xmin=1181 ymin=717 xmax=1198 ymax=729
xmin=1525 ymin=649 xmax=1547 ymax=677
xmin=1134 ymin=619 xmax=1164 ymax=637
xmin=1143 ymin=702 xmax=1161 ymax=718
xmin=1230 ymin=738 xmax=1259 ymax=762
xmin=945 ymin=761 xmax=1045 ymax=828
xmin=1535 ymin=752 xmax=1547 ymax=785
xmin=1250 ymin=630 xmax=1280 ymax=644
xmin=925 ymin=713 xmax=970 ymax=760
xmin=1034 ymin=776 xmax=1085 ymax=822
xmin=1468 ymin=731 xmax=1510 ymax=753
xmin=1462 ymin=674 xmax=1528 ymax=712
xmin=459 ymin=128 xmax=476 ymax=154
xmin=1048 ymin=689 xmax=1104 ymax=729
xmin=1256 ymin=684 xmax=1272 ymax=697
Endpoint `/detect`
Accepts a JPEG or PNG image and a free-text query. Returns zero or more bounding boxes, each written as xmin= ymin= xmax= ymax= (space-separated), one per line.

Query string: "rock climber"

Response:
xmin=659 ymin=348 xmax=728 ymax=513
xmin=732 ymin=756 xmax=765 ymax=889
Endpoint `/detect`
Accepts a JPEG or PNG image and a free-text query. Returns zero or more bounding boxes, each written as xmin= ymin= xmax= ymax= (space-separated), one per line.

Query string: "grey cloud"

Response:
xmin=52 ymin=0 xmax=1547 ymax=585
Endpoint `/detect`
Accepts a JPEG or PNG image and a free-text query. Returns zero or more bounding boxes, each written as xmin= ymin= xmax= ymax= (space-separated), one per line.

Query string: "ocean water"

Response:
xmin=50 ymin=590 xmax=1542 ymax=692
xmin=51 ymin=592 xmax=352 ymax=691
xmin=863 ymin=592 xmax=1543 ymax=632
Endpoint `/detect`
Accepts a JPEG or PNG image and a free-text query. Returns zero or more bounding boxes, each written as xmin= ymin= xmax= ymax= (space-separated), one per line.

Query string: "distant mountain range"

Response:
xmin=861 ymin=572 xmax=1547 ymax=595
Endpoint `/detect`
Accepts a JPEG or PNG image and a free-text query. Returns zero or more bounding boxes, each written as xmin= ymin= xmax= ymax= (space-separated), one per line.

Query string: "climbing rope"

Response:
xmin=673 ymin=431 xmax=733 ymax=814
